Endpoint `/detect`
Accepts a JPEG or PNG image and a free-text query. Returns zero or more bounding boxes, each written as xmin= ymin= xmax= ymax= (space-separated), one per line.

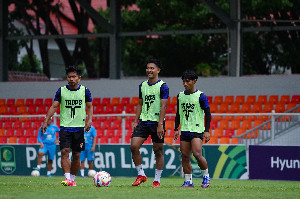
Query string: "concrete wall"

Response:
xmin=0 ymin=74 xmax=299 ymax=99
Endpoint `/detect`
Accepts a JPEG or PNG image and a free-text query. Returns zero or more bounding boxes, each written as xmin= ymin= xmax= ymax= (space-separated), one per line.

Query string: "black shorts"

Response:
xmin=180 ymin=131 xmax=204 ymax=142
xmin=132 ymin=122 xmax=165 ymax=143
xmin=59 ymin=128 xmax=85 ymax=152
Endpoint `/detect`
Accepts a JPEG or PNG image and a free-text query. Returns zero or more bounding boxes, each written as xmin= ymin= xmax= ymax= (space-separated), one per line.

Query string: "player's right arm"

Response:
xmin=42 ymin=101 xmax=59 ymax=133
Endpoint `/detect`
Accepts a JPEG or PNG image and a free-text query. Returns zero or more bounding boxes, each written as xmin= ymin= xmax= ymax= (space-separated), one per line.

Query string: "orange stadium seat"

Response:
xmin=213 ymin=128 xmax=223 ymax=138
xmin=208 ymin=136 xmax=218 ymax=144
xmin=231 ymin=137 xmax=239 ymax=144
xmin=219 ymin=137 xmax=230 ymax=144
xmin=219 ymin=104 xmax=229 ymax=113
xmin=0 ymin=129 xmax=5 ymax=136
xmin=246 ymin=95 xmax=256 ymax=104
xmin=241 ymin=120 xmax=252 ymax=129
xmin=130 ymin=97 xmax=139 ymax=106
xmin=235 ymin=96 xmax=245 ymax=104
xmin=111 ymin=97 xmax=120 ymax=106
xmin=262 ymin=103 xmax=274 ymax=112
xmin=16 ymin=99 xmax=25 ymax=107
xmin=279 ymin=95 xmax=290 ymax=104
xmin=236 ymin=128 xmax=247 ymax=137
xmin=240 ymin=104 xmax=251 ymax=113
xmin=210 ymin=104 xmax=218 ymax=113
xmin=8 ymin=137 xmax=17 ymax=144
xmin=251 ymin=104 xmax=262 ymax=113
xmin=230 ymin=120 xmax=240 ymax=129
xmin=253 ymin=120 xmax=263 ymax=129
xmin=224 ymin=96 xmax=234 ymax=105
xmin=268 ymin=95 xmax=279 ymax=105
xmin=257 ymin=95 xmax=268 ymax=105
xmin=170 ymin=96 xmax=177 ymax=105
xmin=18 ymin=106 xmax=27 ymax=115
xmin=219 ymin=120 xmax=229 ymax=130
xmin=213 ymin=96 xmax=223 ymax=105
xmin=275 ymin=103 xmax=286 ymax=113
xmin=229 ymin=103 xmax=240 ymax=113
xmin=0 ymin=106 xmax=8 ymax=115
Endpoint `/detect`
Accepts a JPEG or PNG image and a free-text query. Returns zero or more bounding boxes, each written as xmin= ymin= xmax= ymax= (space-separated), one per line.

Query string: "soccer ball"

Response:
xmin=31 ymin=170 xmax=40 ymax=177
xmin=88 ymin=169 xmax=97 ymax=178
xmin=93 ymin=171 xmax=111 ymax=187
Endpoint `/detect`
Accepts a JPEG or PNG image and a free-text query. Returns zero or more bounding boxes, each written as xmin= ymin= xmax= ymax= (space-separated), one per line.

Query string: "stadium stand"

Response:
xmin=0 ymin=94 xmax=299 ymax=145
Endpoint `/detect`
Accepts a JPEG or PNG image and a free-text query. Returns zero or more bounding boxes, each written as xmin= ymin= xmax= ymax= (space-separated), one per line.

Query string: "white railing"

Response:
xmin=0 ymin=105 xmax=299 ymax=145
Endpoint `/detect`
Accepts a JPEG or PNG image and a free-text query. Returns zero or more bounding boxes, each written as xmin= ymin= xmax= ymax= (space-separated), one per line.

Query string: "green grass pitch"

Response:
xmin=0 ymin=176 xmax=299 ymax=199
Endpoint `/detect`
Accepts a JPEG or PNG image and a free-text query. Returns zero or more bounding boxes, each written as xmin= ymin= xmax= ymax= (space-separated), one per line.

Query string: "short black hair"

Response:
xmin=147 ymin=58 xmax=162 ymax=69
xmin=65 ymin=66 xmax=82 ymax=76
xmin=181 ymin=69 xmax=198 ymax=80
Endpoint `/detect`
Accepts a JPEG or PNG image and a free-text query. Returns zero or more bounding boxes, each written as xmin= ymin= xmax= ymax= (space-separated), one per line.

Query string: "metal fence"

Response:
xmin=1 ymin=105 xmax=300 ymax=147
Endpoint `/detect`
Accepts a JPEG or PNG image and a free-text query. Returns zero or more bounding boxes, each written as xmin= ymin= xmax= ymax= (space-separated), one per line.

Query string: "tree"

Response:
xmin=8 ymin=0 xmax=97 ymax=78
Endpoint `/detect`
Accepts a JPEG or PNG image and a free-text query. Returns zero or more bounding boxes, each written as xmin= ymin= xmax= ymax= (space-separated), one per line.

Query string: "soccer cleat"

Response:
xmin=181 ymin=181 xmax=194 ymax=187
xmin=61 ymin=179 xmax=77 ymax=187
xmin=152 ymin=181 xmax=160 ymax=187
xmin=32 ymin=167 xmax=40 ymax=171
xmin=201 ymin=176 xmax=210 ymax=188
xmin=47 ymin=174 xmax=52 ymax=177
xmin=132 ymin=175 xmax=147 ymax=186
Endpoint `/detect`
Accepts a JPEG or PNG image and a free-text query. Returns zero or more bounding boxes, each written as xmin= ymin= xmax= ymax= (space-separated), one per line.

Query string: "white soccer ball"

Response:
xmin=93 ymin=171 xmax=111 ymax=187
xmin=88 ymin=170 xmax=97 ymax=178
xmin=31 ymin=170 xmax=40 ymax=177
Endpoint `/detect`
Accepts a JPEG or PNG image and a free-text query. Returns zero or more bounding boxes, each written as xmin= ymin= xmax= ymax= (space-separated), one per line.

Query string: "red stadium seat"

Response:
xmin=6 ymin=99 xmax=15 ymax=107
xmin=213 ymin=96 xmax=223 ymax=105
xmin=93 ymin=98 xmax=101 ymax=106
xmin=224 ymin=96 xmax=234 ymax=105
xmin=235 ymin=96 xmax=245 ymax=104
xmin=25 ymin=98 xmax=34 ymax=106
xmin=120 ymin=97 xmax=130 ymax=106
xmin=34 ymin=98 xmax=44 ymax=106
xmin=101 ymin=98 xmax=111 ymax=106
xmin=27 ymin=136 xmax=38 ymax=144
xmin=18 ymin=137 xmax=27 ymax=144
xmin=0 ymin=137 xmax=7 ymax=144
xmin=44 ymin=98 xmax=53 ymax=107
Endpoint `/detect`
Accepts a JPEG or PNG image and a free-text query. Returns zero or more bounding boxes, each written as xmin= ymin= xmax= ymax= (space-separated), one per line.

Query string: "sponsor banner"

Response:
xmin=0 ymin=144 xmax=247 ymax=179
xmin=249 ymin=145 xmax=300 ymax=181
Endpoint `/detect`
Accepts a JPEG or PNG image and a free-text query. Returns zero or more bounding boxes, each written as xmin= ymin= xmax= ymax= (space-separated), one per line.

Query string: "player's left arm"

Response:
xmin=157 ymin=83 xmax=169 ymax=139
xmin=85 ymin=88 xmax=93 ymax=132
xmin=200 ymin=93 xmax=211 ymax=142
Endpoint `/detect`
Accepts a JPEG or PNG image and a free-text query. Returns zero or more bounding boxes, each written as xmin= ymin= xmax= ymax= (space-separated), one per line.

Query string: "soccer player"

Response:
xmin=41 ymin=66 xmax=93 ymax=186
xmin=130 ymin=58 xmax=169 ymax=188
xmin=173 ymin=69 xmax=211 ymax=188
xmin=80 ymin=125 xmax=97 ymax=177
xmin=33 ymin=118 xmax=59 ymax=177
